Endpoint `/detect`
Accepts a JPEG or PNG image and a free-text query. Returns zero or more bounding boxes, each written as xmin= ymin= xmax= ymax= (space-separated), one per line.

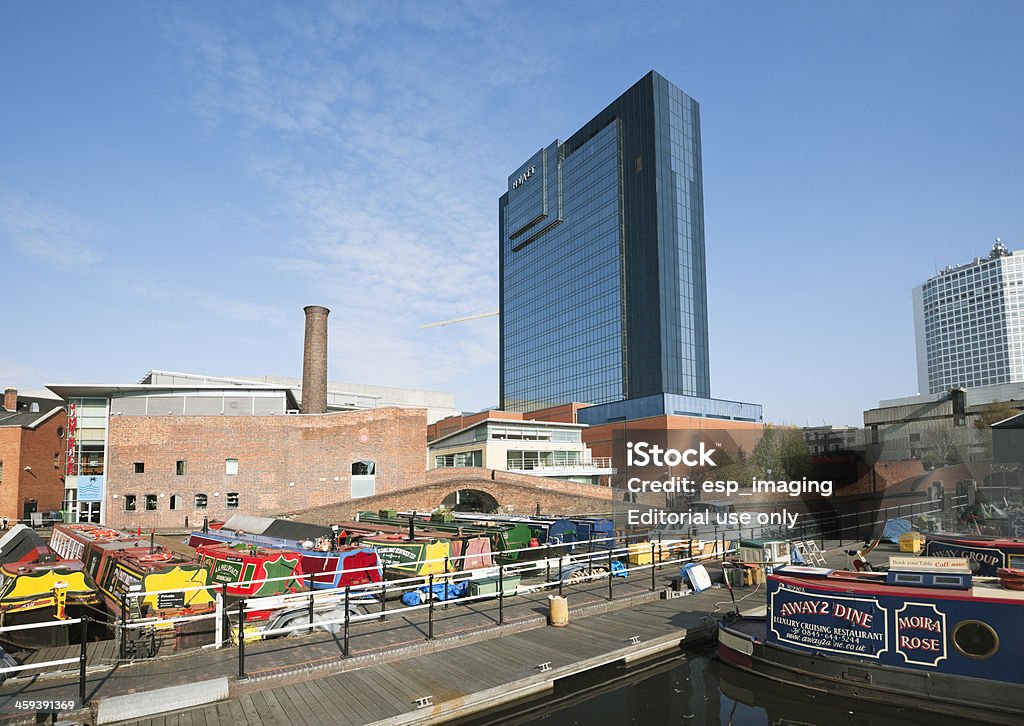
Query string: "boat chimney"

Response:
xmin=408 ymin=511 xmax=416 ymax=541
xmin=300 ymin=305 xmax=330 ymax=414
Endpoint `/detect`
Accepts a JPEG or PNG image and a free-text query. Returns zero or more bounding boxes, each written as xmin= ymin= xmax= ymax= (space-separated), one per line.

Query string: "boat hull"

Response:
xmin=718 ymin=616 xmax=1024 ymax=725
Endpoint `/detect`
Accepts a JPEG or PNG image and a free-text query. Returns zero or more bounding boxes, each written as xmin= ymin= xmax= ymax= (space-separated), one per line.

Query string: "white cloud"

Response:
xmin=0 ymin=192 xmax=103 ymax=269
xmin=162 ymin=3 xmax=549 ymax=397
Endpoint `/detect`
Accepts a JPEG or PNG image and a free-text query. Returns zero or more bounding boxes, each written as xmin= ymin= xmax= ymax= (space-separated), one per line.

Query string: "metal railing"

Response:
xmin=2 ymin=495 xmax=978 ymax=697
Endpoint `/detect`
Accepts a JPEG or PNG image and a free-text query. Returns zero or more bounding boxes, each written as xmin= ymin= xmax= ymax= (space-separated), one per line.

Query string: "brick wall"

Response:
xmin=0 ymin=411 xmax=67 ymax=522
xmin=105 ymin=407 xmax=426 ymax=530
xmin=289 ymin=467 xmax=614 ymax=522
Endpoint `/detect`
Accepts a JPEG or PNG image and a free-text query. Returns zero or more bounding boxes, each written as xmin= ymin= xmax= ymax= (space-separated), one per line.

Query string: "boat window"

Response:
xmin=195 ymin=493 xmax=208 ymax=509
xmin=933 ymin=575 xmax=963 ymax=585
xmin=145 ymin=494 xmax=158 ymax=511
xmin=227 ymin=492 xmax=239 ymax=509
xmin=124 ymin=494 xmax=137 ymax=512
xmin=952 ymin=620 xmax=999 ymax=659
xmin=892 ymin=573 xmax=923 ymax=585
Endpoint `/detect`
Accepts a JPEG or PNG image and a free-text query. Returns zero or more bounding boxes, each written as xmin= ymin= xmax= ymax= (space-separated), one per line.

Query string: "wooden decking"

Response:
xmin=0 ymin=543 xmax=859 ymax=725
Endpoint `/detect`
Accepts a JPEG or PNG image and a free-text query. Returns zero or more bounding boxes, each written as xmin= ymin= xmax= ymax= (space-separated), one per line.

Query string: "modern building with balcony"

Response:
xmin=427 ymin=416 xmax=614 ymax=486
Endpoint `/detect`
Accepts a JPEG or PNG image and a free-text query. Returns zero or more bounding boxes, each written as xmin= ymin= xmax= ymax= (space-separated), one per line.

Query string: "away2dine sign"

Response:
xmin=769 ymin=584 xmax=946 ymax=667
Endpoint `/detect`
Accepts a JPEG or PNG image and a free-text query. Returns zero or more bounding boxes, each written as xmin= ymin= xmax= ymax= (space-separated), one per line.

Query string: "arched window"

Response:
xmin=352 ymin=461 xmax=375 ymax=476
xmin=351 ymin=461 xmax=376 ymax=498
xmin=194 ymin=493 xmax=208 ymax=509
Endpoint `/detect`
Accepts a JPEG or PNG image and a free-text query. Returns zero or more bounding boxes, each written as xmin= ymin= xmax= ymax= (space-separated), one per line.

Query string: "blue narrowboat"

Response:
xmin=924 ymin=532 xmax=1024 ymax=576
xmin=717 ymin=561 xmax=1024 ymax=724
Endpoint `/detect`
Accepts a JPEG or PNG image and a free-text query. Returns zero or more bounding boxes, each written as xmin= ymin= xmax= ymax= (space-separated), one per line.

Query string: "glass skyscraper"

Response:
xmin=500 ymin=71 xmax=711 ymax=412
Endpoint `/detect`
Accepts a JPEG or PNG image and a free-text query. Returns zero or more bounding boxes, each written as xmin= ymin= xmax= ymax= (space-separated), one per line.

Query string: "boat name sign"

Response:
xmin=770 ymin=582 xmax=949 ymax=667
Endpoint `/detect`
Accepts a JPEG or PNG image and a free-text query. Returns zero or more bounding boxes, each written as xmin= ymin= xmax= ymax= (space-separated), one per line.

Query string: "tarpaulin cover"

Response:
xmin=881 ymin=518 xmax=913 ymax=543
xmin=401 ymin=581 xmax=468 ymax=606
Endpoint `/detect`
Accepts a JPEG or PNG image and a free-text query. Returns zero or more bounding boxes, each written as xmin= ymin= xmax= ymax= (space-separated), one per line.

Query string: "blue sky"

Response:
xmin=1 ymin=1 xmax=1021 ymax=426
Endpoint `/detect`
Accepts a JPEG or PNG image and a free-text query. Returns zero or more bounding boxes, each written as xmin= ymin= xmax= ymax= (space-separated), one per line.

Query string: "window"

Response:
xmin=133 ymin=462 xmax=145 ymax=474
xmin=352 ymin=461 xmax=375 ymax=476
xmin=0 ymin=460 xmax=3 ymax=483
xmin=226 ymin=492 xmax=239 ymax=509
xmin=225 ymin=459 xmax=238 ymax=476
xmin=145 ymin=494 xmax=158 ymax=511
xmin=124 ymin=494 xmax=137 ymax=512
xmin=952 ymin=620 xmax=999 ymax=659
xmin=176 ymin=460 xmax=187 ymax=476
xmin=194 ymin=493 xmax=208 ymax=509
xmin=169 ymin=494 xmax=182 ymax=510
xmin=54 ymin=453 xmax=60 ymax=470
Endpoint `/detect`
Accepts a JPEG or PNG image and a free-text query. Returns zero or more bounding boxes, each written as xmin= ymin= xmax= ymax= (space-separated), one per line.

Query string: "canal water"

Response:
xmin=457 ymin=649 xmax=989 ymax=726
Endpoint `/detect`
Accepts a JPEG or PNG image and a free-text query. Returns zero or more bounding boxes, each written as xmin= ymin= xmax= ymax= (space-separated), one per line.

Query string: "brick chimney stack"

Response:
xmin=3 ymin=387 xmax=17 ymax=412
xmin=300 ymin=306 xmax=330 ymax=414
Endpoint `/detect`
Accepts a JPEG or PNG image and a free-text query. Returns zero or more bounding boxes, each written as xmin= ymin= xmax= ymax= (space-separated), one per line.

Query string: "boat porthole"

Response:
xmin=951 ymin=620 xmax=999 ymax=659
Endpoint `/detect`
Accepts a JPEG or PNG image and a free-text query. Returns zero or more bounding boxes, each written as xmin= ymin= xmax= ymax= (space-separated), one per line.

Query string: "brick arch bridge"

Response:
xmin=289 ymin=468 xmax=613 ymax=524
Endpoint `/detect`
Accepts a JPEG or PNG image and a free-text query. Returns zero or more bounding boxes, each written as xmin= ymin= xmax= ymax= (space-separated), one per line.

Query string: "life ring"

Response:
xmin=140 ymin=552 xmax=173 ymax=563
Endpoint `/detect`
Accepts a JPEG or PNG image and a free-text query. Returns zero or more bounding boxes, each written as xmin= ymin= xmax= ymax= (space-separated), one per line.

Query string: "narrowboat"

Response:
xmin=361 ymin=510 xmax=535 ymax=564
xmin=357 ymin=532 xmax=452 ymax=578
xmin=717 ymin=558 xmax=1024 ymax=724
xmin=0 ymin=561 xmax=101 ymax=649
xmin=924 ymin=532 xmax=1024 ymax=575
xmin=52 ymin=524 xmax=214 ymax=620
xmin=187 ymin=525 xmax=383 ymax=591
xmin=195 ymin=543 xmax=305 ymax=598
xmin=0 ymin=524 xmax=51 ymax=567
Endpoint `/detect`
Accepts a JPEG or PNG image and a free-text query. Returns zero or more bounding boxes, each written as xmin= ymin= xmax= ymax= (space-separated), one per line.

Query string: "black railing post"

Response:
xmin=237 ymin=599 xmax=247 ymax=681
xmin=380 ymin=581 xmax=387 ymax=622
xmin=307 ymin=575 xmax=315 ymax=633
xmin=119 ymin=593 xmax=127 ymax=661
xmin=343 ymin=585 xmax=350 ymax=656
xmin=443 ymin=557 xmax=450 ymax=611
xmin=498 ymin=563 xmax=505 ymax=625
xmin=650 ymin=543 xmax=656 ymax=591
xmin=545 ymin=543 xmax=551 ymax=582
xmin=427 ymin=574 xmax=434 ymax=641
xmin=558 ymin=555 xmax=565 ymax=597
xmin=79 ymin=616 xmax=88 ymax=705
xmin=607 ymin=547 xmax=614 ymax=601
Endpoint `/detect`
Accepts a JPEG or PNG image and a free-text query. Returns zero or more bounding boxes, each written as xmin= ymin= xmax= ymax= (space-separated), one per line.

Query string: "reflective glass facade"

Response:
xmin=500 ymin=71 xmax=710 ymax=412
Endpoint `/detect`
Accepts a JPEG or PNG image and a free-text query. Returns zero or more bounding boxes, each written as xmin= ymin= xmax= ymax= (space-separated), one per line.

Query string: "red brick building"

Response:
xmin=103 ymin=407 xmax=426 ymax=530
xmin=0 ymin=388 xmax=67 ymax=524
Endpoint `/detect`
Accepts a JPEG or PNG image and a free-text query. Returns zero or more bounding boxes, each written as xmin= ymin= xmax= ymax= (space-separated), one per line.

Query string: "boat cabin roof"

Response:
xmin=772 ymin=568 xmax=1024 ymax=602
